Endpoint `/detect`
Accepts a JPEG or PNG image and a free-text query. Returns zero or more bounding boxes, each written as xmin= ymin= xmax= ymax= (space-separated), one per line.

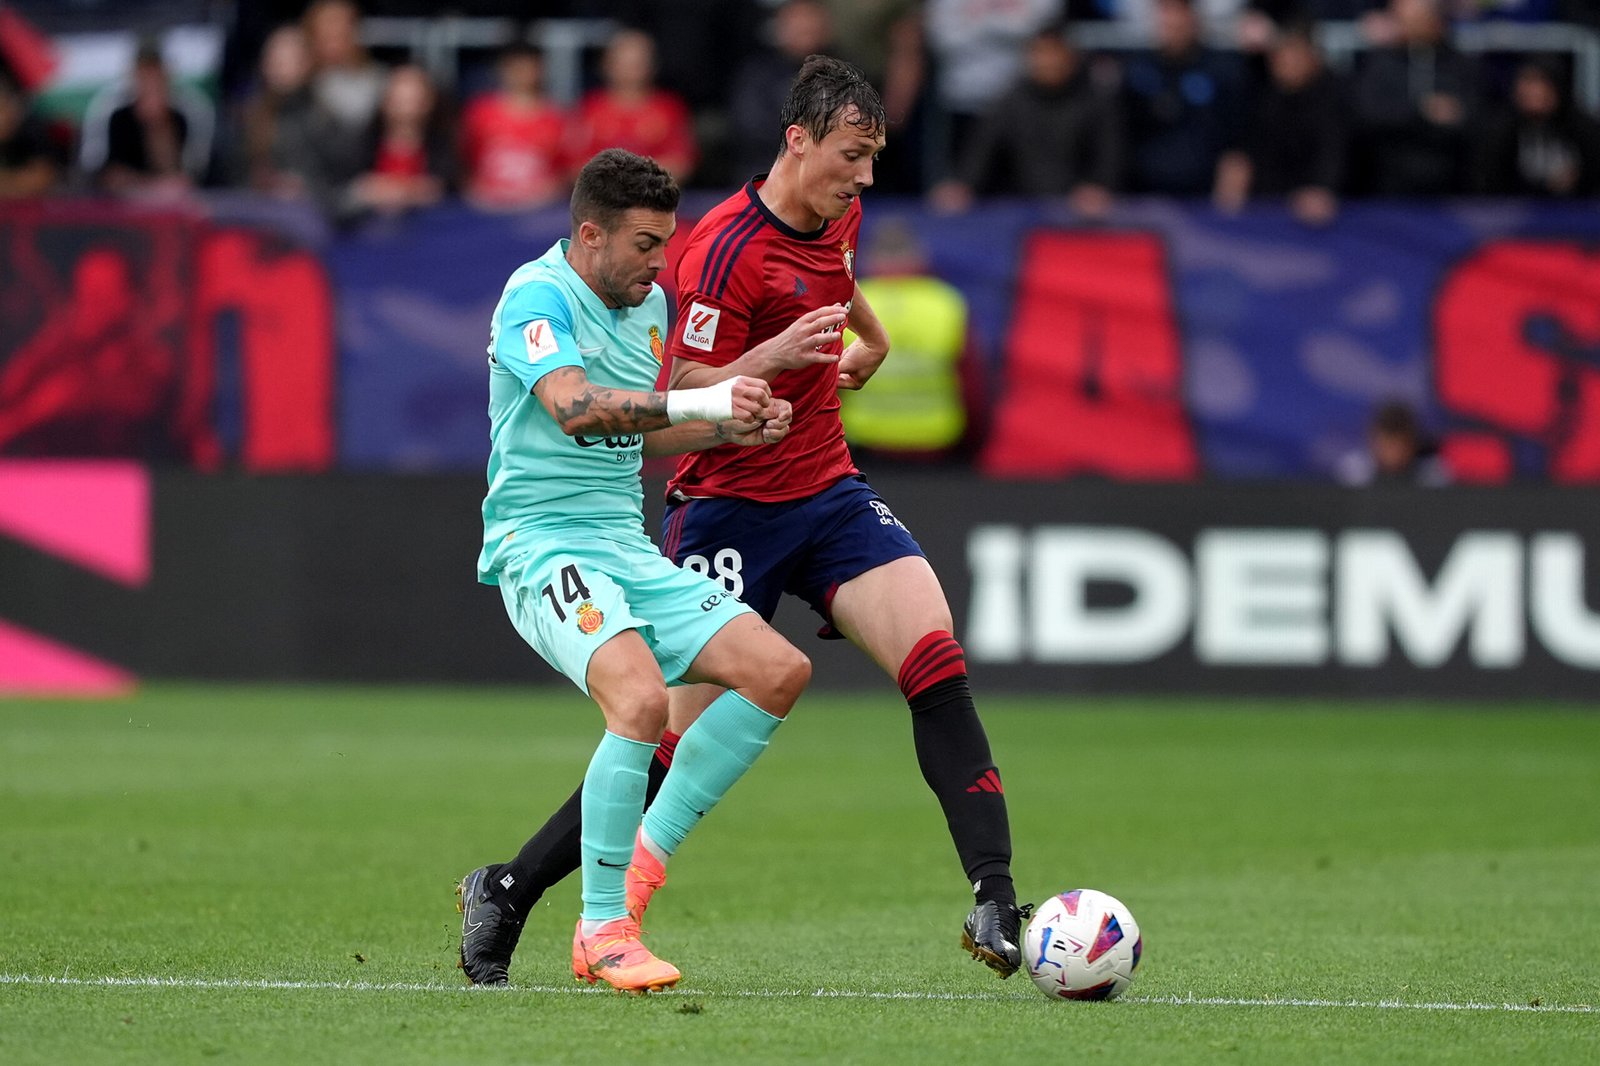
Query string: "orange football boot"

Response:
xmin=571 ymin=917 xmax=680 ymax=993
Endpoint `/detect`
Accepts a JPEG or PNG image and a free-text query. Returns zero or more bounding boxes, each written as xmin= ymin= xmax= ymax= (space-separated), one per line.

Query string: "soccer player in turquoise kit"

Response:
xmin=460 ymin=61 xmax=1026 ymax=989
xmin=467 ymin=148 xmax=837 ymax=993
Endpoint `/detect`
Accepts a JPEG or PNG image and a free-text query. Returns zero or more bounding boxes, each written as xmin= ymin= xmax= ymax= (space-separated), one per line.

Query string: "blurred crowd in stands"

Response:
xmin=1 ymin=0 xmax=1598 ymax=226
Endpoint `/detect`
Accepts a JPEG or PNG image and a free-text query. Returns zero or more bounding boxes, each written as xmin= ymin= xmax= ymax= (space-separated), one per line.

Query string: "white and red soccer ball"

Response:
xmin=1022 ymin=888 xmax=1142 ymax=1001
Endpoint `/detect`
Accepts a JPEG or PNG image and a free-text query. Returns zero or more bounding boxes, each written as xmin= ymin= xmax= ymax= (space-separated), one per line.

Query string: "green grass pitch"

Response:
xmin=2 ymin=686 xmax=1597 ymax=1064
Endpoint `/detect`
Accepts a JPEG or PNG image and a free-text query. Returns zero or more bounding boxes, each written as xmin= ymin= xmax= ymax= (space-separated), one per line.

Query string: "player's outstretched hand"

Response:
xmin=746 ymin=305 xmax=848 ymax=374
xmin=719 ymin=398 xmax=793 ymax=447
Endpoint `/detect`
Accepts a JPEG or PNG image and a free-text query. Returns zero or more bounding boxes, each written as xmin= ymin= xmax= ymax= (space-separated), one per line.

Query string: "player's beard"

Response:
xmin=597 ymin=261 xmax=650 ymax=308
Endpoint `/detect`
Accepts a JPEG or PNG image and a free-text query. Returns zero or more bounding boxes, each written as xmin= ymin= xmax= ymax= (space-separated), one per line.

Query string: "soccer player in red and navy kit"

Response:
xmin=459 ymin=56 xmax=1025 ymax=986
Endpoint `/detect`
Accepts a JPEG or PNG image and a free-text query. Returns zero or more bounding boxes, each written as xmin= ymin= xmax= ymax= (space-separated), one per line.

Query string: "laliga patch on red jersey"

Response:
xmin=523 ymin=320 xmax=560 ymax=360
xmin=681 ymin=301 xmax=720 ymax=352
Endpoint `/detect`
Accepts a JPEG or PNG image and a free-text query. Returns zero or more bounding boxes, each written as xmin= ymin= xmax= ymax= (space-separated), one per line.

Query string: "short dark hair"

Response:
xmin=1372 ymin=400 xmax=1420 ymax=439
xmin=569 ymin=148 xmax=679 ymax=232
xmin=497 ymin=42 xmax=541 ymax=66
xmin=1272 ymin=21 xmax=1319 ymax=49
xmin=777 ymin=54 xmax=885 ymax=154
xmin=134 ymin=39 xmax=165 ymax=71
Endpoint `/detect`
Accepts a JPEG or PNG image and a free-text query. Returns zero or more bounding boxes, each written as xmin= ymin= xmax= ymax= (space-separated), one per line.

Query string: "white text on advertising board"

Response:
xmin=967 ymin=527 xmax=1600 ymax=669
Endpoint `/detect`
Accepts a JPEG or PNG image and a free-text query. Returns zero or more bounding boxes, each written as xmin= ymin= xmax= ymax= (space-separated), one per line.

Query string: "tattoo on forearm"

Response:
xmin=552 ymin=388 xmax=593 ymax=425
xmin=551 ymin=383 xmax=670 ymax=433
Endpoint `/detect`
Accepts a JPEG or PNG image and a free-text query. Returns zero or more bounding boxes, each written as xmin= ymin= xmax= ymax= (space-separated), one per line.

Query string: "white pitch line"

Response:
xmin=1130 ymin=993 xmax=1596 ymax=1015
xmin=0 ymin=974 xmax=1593 ymax=1015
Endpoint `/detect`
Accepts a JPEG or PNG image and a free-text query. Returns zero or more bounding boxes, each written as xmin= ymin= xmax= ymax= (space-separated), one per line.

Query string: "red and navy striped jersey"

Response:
xmin=666 ymin=177 xmax=862 ymax=502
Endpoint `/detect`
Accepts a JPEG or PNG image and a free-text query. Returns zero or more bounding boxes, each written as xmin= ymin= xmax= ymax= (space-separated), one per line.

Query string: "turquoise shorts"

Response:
xmin=496 ymin=537 xmax=753 ymax=695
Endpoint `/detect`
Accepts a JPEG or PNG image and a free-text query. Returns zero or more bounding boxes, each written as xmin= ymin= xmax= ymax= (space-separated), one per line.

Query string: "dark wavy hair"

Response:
xmin=777 ymin=54 xmax=885 ymax=155
xmin=570 ymin=148 xmax=680 ymax=232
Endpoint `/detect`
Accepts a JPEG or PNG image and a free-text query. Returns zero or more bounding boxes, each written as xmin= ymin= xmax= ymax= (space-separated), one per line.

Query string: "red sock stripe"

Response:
xmin=655 ymin=729 xmax=681 ymax=768
xmin=661 ymin=508 xmax=686 ymax=562
xmin=898 ymin=631 xmax=953 ymax=690
xmin=898 ymin=631 xmax=968 ymax=700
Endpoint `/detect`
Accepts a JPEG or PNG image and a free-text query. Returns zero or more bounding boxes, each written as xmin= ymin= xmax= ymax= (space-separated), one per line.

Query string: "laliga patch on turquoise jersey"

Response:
xmin=479 ymin=239 xmax=671 ymax=582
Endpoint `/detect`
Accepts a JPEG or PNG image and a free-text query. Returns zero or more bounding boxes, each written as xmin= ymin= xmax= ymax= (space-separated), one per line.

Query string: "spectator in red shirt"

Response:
xmin=461 ymin=44 xmax=570 ymax=211
xmin=347 ymin=63 xmax=454 ymax=220
xmin=570 ymin=28 xmax=696 ymax=183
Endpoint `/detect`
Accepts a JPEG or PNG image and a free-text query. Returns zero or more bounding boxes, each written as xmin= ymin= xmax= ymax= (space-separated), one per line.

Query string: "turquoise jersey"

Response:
xmin=478 ymin=239 xmax=671 ymax=583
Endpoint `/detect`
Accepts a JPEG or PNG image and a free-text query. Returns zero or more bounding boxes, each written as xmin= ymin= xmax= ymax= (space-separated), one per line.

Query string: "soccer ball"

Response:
xmin=1022 ymin=888 xmax=1142 ymax=1001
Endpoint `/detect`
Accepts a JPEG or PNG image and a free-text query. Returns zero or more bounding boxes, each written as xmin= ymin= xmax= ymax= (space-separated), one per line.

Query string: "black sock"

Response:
xmin=488 ymin=731 xmax=677 ymax=915
xmin=907 ymin=675 xmax=1015 ymax=893
xmin=974 ymin=873 xmax=1016 ymax=907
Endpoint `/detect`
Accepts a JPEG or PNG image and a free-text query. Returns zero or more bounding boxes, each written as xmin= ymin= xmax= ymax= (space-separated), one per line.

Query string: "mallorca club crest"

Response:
xmin=576 ymin=602 xmax=605 ymax=635
xmin=648 ymin=325 xmax=665 ymax=364
xmin=840 ymin=238 xmax=854 ymax=278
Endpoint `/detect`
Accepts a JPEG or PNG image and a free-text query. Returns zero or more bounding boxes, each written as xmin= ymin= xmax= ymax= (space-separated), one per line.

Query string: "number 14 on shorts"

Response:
xmin=540 ymin=564 xmax=594 ymax=623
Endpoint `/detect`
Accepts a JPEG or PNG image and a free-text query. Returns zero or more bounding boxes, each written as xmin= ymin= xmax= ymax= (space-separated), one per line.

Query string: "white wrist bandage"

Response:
xmin=667 ymin=378 xmax=737 ymax=424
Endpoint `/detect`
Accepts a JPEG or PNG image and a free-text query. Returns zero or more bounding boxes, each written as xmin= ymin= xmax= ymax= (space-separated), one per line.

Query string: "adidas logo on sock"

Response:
xmin=499 ymin=874 xmax=515 ymax=890
xmin=966 ymin=769 xmax=1004 ymax=794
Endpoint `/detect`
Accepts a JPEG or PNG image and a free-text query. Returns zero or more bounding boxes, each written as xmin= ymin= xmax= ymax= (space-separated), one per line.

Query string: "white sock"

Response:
xmin=639 ymin=826 xmax=671 ymax=864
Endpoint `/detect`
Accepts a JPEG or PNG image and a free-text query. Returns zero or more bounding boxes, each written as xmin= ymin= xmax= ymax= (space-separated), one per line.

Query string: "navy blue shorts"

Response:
xmin=660 ymin=475 xmax=926 ymax=636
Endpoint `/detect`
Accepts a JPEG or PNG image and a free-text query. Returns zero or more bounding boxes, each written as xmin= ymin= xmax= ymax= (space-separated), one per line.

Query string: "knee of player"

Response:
xmin=605 ymin=682 xmax=670 ymax=739
xmin=764 ymin=645 xmax=811 ymax=716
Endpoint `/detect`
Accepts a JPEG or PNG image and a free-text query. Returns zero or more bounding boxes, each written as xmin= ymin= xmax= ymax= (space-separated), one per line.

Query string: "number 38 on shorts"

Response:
xmin=683 ymin=548 xmax=744 ymax=597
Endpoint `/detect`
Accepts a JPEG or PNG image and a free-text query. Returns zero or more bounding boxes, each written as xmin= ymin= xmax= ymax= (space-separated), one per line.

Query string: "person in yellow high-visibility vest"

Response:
xmin=840 ymin=219 xmax=980 ymax=459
